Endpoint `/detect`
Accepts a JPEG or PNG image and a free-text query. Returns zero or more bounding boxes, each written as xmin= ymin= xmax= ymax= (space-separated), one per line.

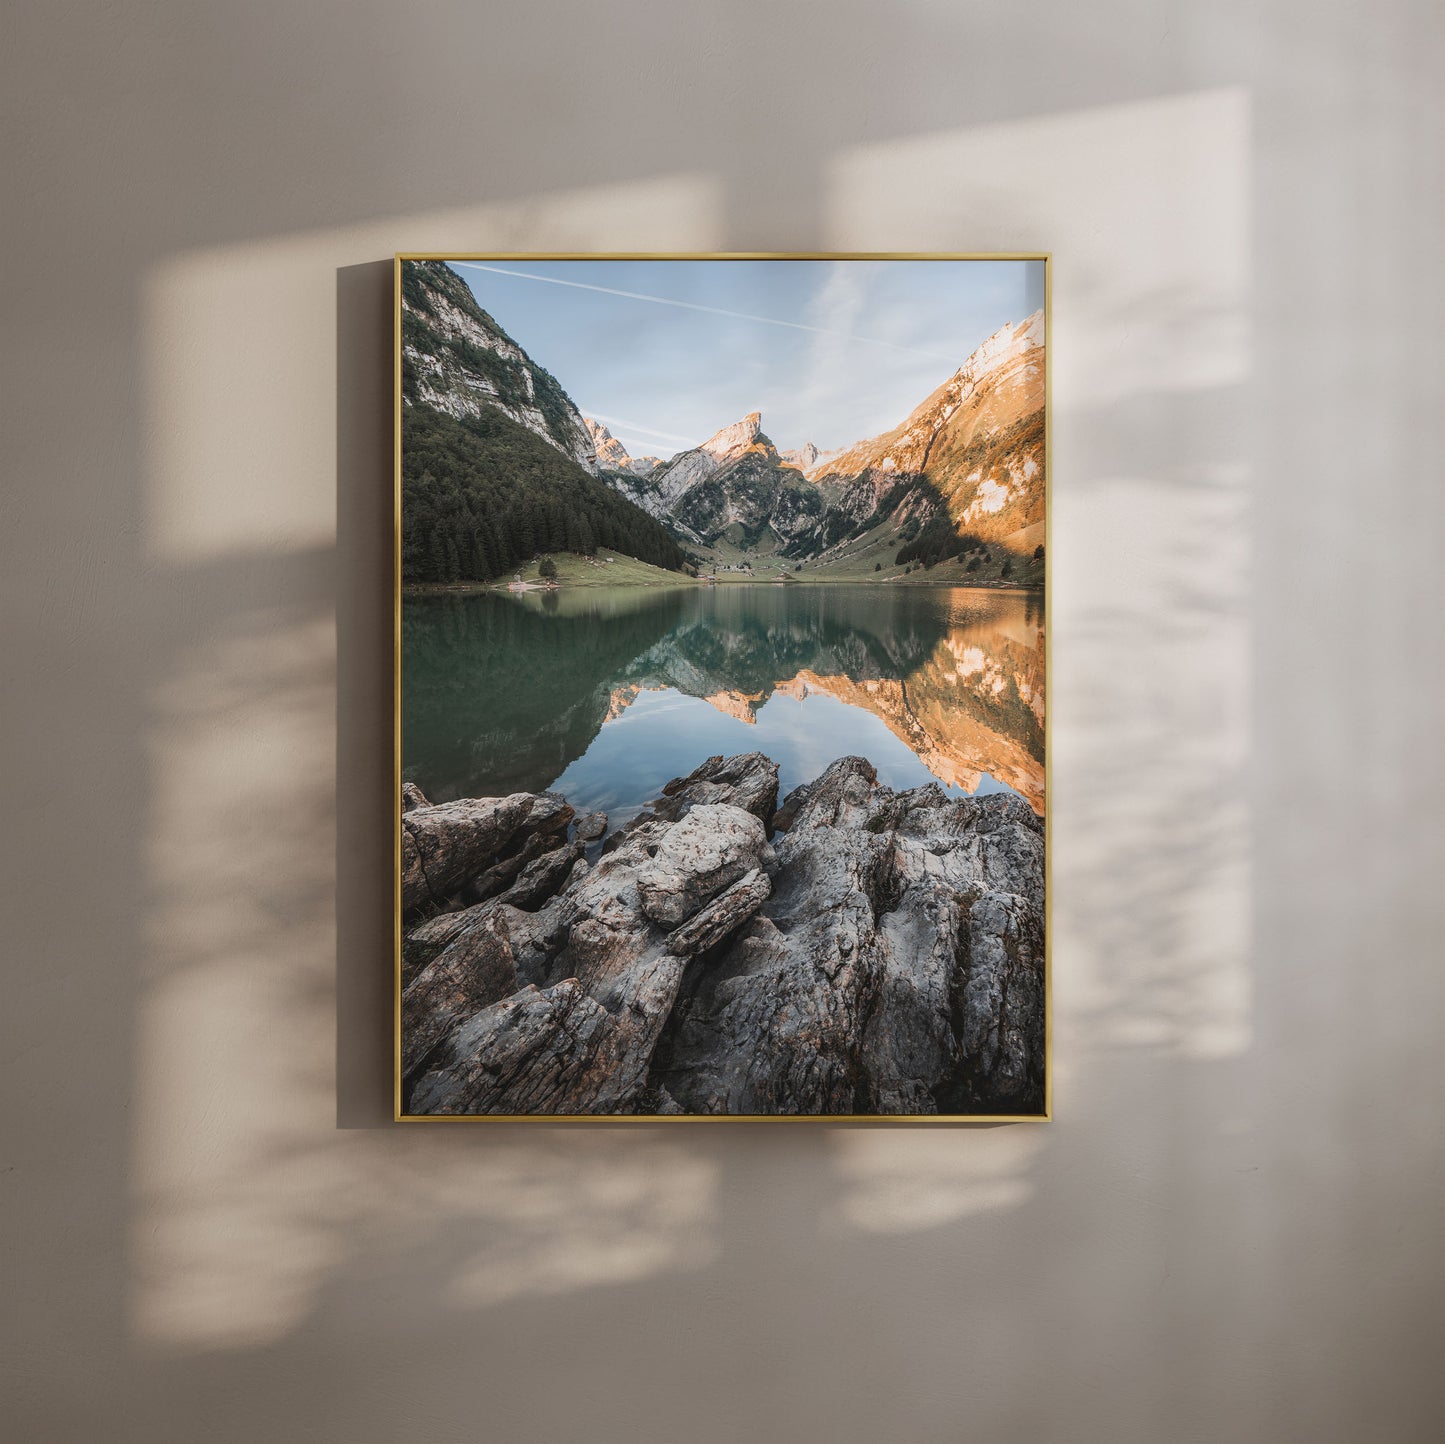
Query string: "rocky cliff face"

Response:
xmin=401 ymin=260 xmax=597 ymax=472
xmin=808 ymin=310 xmax=1046 ymax=550
xmin=401 ymin=752 xmax=1045 ymax=1116
xmin=812 ymin=313 xmax=1043 ymax=487
xmin=584 ymin=418 xmax=662 ymax=477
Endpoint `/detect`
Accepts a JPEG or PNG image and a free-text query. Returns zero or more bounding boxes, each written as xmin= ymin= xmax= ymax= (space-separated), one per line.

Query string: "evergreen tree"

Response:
xmin=400 ymin=402 xmax=685 ymax=584
xmin=426 ymin=529 xmax=447 ymax=583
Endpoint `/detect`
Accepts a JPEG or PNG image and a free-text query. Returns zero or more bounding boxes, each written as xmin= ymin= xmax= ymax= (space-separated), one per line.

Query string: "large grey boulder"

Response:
xmin=402 ymin=903 xmax=483 ymax=989
xmin=401 ymin=791 xmax=573 ymax=915
xmin=656 ymin=751 xmax=780 ymax=826
xmin=401 ymin=905 xmax=520 ymax=1077
xmin=408 ymin=980 xmax=641 ymax=1116
xmin=400 ymin=844 xmax=590 ymax=1077
xmin=653 ymin=757 xmax=1045 ymax=1115
xmin=405 ymin=800 xmax=774 ymax=1114
xmin=666 ymin=869 xmax=772 ymax=957
xmin=602 ymin=753 xmax=780 ymax=855
xmin=495 ymin=839 xmax=586 ymax=912
xmin=635 ymin=804 xmax=771 ymax=928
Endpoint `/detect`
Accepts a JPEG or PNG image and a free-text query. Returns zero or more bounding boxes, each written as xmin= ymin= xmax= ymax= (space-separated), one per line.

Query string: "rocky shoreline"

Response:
xmin=401 ymin=752 xmax=1045 ymax=1117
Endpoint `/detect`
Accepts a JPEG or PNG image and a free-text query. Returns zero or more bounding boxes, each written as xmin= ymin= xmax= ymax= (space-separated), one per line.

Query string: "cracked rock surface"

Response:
xmin=400 ymin=752 xmax=1043 ymax=1116
xmin=401 ymin=791 xmax=573 ymax=916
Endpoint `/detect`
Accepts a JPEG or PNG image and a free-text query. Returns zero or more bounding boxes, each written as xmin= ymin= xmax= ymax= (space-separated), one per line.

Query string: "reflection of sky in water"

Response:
xmin=551 ymin=687 xmax=1015 ymax=827
xmin=402 ymin=585 xmax=1044 ymax=815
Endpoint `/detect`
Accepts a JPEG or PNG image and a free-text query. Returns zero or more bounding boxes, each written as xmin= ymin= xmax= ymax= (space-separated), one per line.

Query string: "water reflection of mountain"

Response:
xmin=619 ymin=588 xmax=943 ymax=732
xmin=403 ymin=585 xmax=1045 ymax=812
xmin=401 ymin=588 xmax=690 ymax=800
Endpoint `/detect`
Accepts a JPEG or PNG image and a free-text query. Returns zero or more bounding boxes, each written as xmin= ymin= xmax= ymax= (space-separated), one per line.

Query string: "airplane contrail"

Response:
xmin=453 ymin=262 xmax=958 ymax=363
xmin=582 ymin=412 xmax=702 ymax=447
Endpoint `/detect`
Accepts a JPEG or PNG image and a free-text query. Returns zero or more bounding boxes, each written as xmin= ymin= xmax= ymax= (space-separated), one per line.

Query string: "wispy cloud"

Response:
xmin=797 ymin=260 xmax=876 ymax=409
xmin=774 ymin=261 xmax=951 ymax=446
xmin=455 ymin=262 xmax=957 ymax=363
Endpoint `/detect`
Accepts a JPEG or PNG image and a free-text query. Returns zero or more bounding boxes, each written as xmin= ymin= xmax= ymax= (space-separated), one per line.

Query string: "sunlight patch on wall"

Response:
xmin=439 ymin=1142 xmax=720 ymax=1312
xmin=825 ymin=1129 xmax=1046 ymax=1234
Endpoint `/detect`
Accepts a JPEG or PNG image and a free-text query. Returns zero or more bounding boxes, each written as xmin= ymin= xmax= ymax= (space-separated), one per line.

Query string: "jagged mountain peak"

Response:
xmin=585 ymin=417 xmax=665 ymax=477
xmin=949 ymin=309 xmax=1043 ymax=386
xmin=601 ymin=408 xmax=821 ymax=548
xmin=701 ymin=411 xmax=765 ymax=461
xmin=584 ymin=417 xmax=630 ymax=469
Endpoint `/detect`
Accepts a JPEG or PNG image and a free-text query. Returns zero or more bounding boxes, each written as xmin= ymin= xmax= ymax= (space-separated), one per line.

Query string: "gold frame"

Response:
xmin=392 ymin=251 xmax=1051 ymax=1123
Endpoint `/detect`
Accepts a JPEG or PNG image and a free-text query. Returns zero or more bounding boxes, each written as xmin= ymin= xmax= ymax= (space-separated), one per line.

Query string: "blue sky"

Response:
xmin=452 ymin=258 xmax=1044 ymax=458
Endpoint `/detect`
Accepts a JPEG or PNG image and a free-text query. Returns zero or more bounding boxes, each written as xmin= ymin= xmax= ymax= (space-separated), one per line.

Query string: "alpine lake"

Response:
xmin=402 ymin=583 xmax=1045 ymax=828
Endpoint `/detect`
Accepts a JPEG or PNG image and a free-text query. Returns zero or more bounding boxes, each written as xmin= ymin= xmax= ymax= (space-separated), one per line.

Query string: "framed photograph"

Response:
xmin=394 ymin=253 xmax=1049 ymax=1120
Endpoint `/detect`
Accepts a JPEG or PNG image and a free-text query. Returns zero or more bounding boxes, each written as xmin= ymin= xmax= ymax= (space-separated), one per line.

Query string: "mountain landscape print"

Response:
xmin=396 ymin=254 xmax=1048 ymax=1119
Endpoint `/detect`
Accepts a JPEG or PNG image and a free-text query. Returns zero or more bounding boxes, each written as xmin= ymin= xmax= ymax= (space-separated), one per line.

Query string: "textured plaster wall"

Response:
xmin=2 ymin=4 xmax=1441 ymax=1440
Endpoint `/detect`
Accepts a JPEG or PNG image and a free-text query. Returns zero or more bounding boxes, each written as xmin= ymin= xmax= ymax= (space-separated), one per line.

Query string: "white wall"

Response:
xmin=3 ymin=4 xmax=1441 ymax=1439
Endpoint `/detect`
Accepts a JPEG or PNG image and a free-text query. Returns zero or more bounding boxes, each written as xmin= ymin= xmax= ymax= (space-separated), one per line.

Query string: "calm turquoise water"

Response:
xmin=402 ymin=584 xmax=1045 ymax=824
